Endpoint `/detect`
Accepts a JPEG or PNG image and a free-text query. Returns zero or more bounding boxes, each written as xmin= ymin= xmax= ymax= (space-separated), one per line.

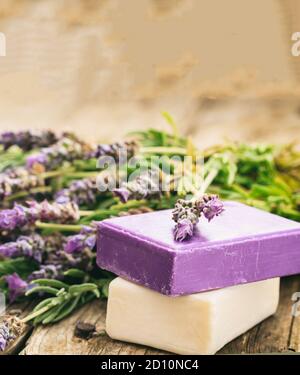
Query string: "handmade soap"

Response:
xmin=97 ymin=201 xmax=300 ymax=295
xmin=106 ymin=277 xmax=280 ymax=355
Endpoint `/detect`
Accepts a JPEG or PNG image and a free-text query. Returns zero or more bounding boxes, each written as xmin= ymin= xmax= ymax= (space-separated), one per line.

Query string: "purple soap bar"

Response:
xmin=97 ymin=201 xmax=300 ymax=295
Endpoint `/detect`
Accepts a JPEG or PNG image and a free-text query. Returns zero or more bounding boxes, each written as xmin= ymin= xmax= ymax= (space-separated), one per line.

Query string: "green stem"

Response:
xmin=79 ymin=210 xmax=95 ymax=216
xmin=5 ymin=186 xmax=52 ymax=202
xmin=140 ymin=146 xmax=187 ymax=156
xmin=36 ymin=221 xmax=82 ymax=232
xmin=22 ymin=304 xmax=53 ymax=323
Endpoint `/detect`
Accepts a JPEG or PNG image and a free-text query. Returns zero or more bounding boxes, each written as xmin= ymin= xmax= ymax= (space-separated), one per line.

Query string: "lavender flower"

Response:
xmin=197 ymin=194 xmax=224 ymax=222
xmin=0 ymin=323 xmax=10 ymax=351
xmin=172 ymin=199 xmax=200 ymax=242
xmin=113 ymin=171 xmax=161 ymax=203
xmin=55 ymin=177 xmax=98 ymax=206
xmin=0 ymin=168 xmax=44 ymax=201
xmin=65 ymin=225 xmax=97 ymax=254
xmin=5 ymin=273 xmax=28 ymax=302
xmin=29 ymin=247 xmax=94 ymax=281
xmin=0 ymin=234 xmax=46 ymax=263
xmin=174 ymin=219 xmax=194 ymax=242
xmin=28 ymin=264 xmax=64 ymax=281
xmin=26 ymin=137 xmax=90 ymax=171
xmin=0 ymin=130 xmax=57 ymax=151
xmin=172 ymin=195 xmax=224 ymax=241
xmin=90 ymin=141 xmax=137 ymax=162
xmin=0 ymin=200 xmax=79 ymax=231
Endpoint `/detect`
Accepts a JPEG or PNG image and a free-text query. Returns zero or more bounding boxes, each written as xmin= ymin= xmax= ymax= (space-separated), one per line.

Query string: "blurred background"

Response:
xmin=0 ymin=0 xmax=299 ymax=147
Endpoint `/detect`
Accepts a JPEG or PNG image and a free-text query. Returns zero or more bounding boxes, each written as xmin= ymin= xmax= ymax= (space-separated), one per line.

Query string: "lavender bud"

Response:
xmin=0 ymin=130 xmax=57 ymax=151
xmin=174 ymin=219 xmax=194 ymax=242
xmin=197 ymin=194 xmax=224 ymax=222
xmin=113 ymin=171 xmax=161 ymax=203
xmin=5 ymin=273 xmax=28 ymax=302
xmin=90 ymin=141 xmax=137 ymax=162
xmin=26 ymin=137 xmax=90 ymax=171
xmin=0 ymin=200 xmax=79 ymax=231
xmin=0 ymin=234 xmax=46 ymax=263
xmin=55 ymin=177 xmax=98 ymax=206
xmin=65 ymin=225 xmax=97 ymax=254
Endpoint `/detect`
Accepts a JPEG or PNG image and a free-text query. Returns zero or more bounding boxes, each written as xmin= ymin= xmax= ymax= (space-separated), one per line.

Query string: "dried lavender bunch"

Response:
xmin=172 ymin=194 xmax=224 ymax=241
xmin=90 ymin=141 xmax=137 ymax=162
xmin=0 ymin=322 xmax=11 ymax=351
xmin=26 ymin=137 xmax=90 ymax=171
xmin=55 ymin=177 xmax=98 ymax=206
xmin=65 ymin=224 xmax=97 ymax=254
xmin=0 ymin=234 xmax=45 ymax=263
xmin=0 ymin=167 xmax=44 ymax=201
xmin=113 ymin=171 xmax=161 ymax=203
xmin=0 ymin=200 xmax=80 ymax=231
xmin=0 ymin=130 xmax=57 ymax=151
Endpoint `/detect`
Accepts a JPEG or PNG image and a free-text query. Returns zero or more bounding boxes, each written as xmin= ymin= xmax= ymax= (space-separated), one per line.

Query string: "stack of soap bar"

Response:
xmin=97 ymin=201 xmax=300 ymax=295
xmin=106 ymin=277 xmax=280 ymax=355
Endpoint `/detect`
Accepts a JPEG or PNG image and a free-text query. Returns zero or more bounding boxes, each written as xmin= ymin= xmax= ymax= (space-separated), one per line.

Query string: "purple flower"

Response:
xmin=0 ymin=200 xmax=79 ymax=231
xmin=198 ymin=194 xmax=224 ymax=222
xmin=0 ymin=130 xmax=57 ymax=151
xmin=26 ymin=153 xmax=48 ymax=169
xmin=172 ymin=194 xmax=224 ymax=241
xmin=28 ymin=265 xmax=63 ymax=281
xmin=113 ymin=187 xmax=130 ymax=203
xmin=0 ymin=234 xmax=46 ymax=263
xmin=55 ymin=177 xmax=98 ymax=206
xmin=0 ymin=205 xmax=27 ymax=230
xmin=0 ymin=323 xmax=10 ymax=351
xmin=65 ymin=225 xmax=97 ymax=254
xmin=5 ymin=273 xmax=28 ymax=302
xmin=174 ymin=219 xmax=194 ymax=241
xmin=26 ymin=137 xmax=90 ymax=171
xmin=113 ymin=171 xmax=161 ymax=203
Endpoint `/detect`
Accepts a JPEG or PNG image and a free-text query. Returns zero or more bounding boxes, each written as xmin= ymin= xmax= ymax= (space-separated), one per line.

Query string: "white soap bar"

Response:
xmin=106 ymin=277 xmax=280 ymax=355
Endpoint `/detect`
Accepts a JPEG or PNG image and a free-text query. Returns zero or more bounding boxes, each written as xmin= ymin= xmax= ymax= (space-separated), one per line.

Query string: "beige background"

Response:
xmin=0 ymin=0 xmax=299 ymax=146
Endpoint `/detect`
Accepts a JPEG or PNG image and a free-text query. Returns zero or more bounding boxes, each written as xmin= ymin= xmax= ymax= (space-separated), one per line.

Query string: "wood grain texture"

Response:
xmin=22 ymin=300 xmax=164 ymax=355
xmin=21 ymin=276 xmax=300 ymax=355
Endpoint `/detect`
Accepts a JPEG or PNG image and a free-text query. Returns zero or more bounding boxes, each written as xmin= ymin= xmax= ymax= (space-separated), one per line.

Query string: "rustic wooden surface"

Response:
xmin=2 ymin=275 xmax=294 ymax=355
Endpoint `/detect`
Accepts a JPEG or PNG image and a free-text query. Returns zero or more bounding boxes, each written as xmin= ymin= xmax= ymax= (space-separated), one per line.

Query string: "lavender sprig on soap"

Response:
xmin=172 ymin=194 xmax=224 ymax=241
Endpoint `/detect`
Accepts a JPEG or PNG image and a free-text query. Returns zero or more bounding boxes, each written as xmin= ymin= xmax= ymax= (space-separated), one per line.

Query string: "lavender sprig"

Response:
xmin=90 ymin=141 xmax=137 ymax=161
xmin=26 ymin=137 xmax=90 ymax=171
xmin=0 ymin=168 xmax=44 ymax=201
xmin=172 ymin=194 xmax=224 ymax=241
xmin=0 ymin=130 xmax=57 ymax=151
xmin=113 ymin=171 xmax=161 ymax=203
xmin=0 ymin=200 xmax=80 ymax=231
xmin=0 ymin=234 xmax=45 ymax=263
xmin=65 ymin=225 xmax=97 ymax=254
xmin=55 ymin=177 xmax=98 ymax=206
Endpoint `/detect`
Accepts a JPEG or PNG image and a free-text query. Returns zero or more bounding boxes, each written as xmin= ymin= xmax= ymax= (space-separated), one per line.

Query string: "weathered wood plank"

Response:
xmin=21 ymin=276 xmax=300 ymax=355
xmin=22 ymin=299 xmax=163 ymax=355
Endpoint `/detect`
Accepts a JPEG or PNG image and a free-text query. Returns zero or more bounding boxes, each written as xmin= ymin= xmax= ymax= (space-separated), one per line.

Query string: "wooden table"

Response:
xmin=3 ymin=275 xmax=300 ymax=355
